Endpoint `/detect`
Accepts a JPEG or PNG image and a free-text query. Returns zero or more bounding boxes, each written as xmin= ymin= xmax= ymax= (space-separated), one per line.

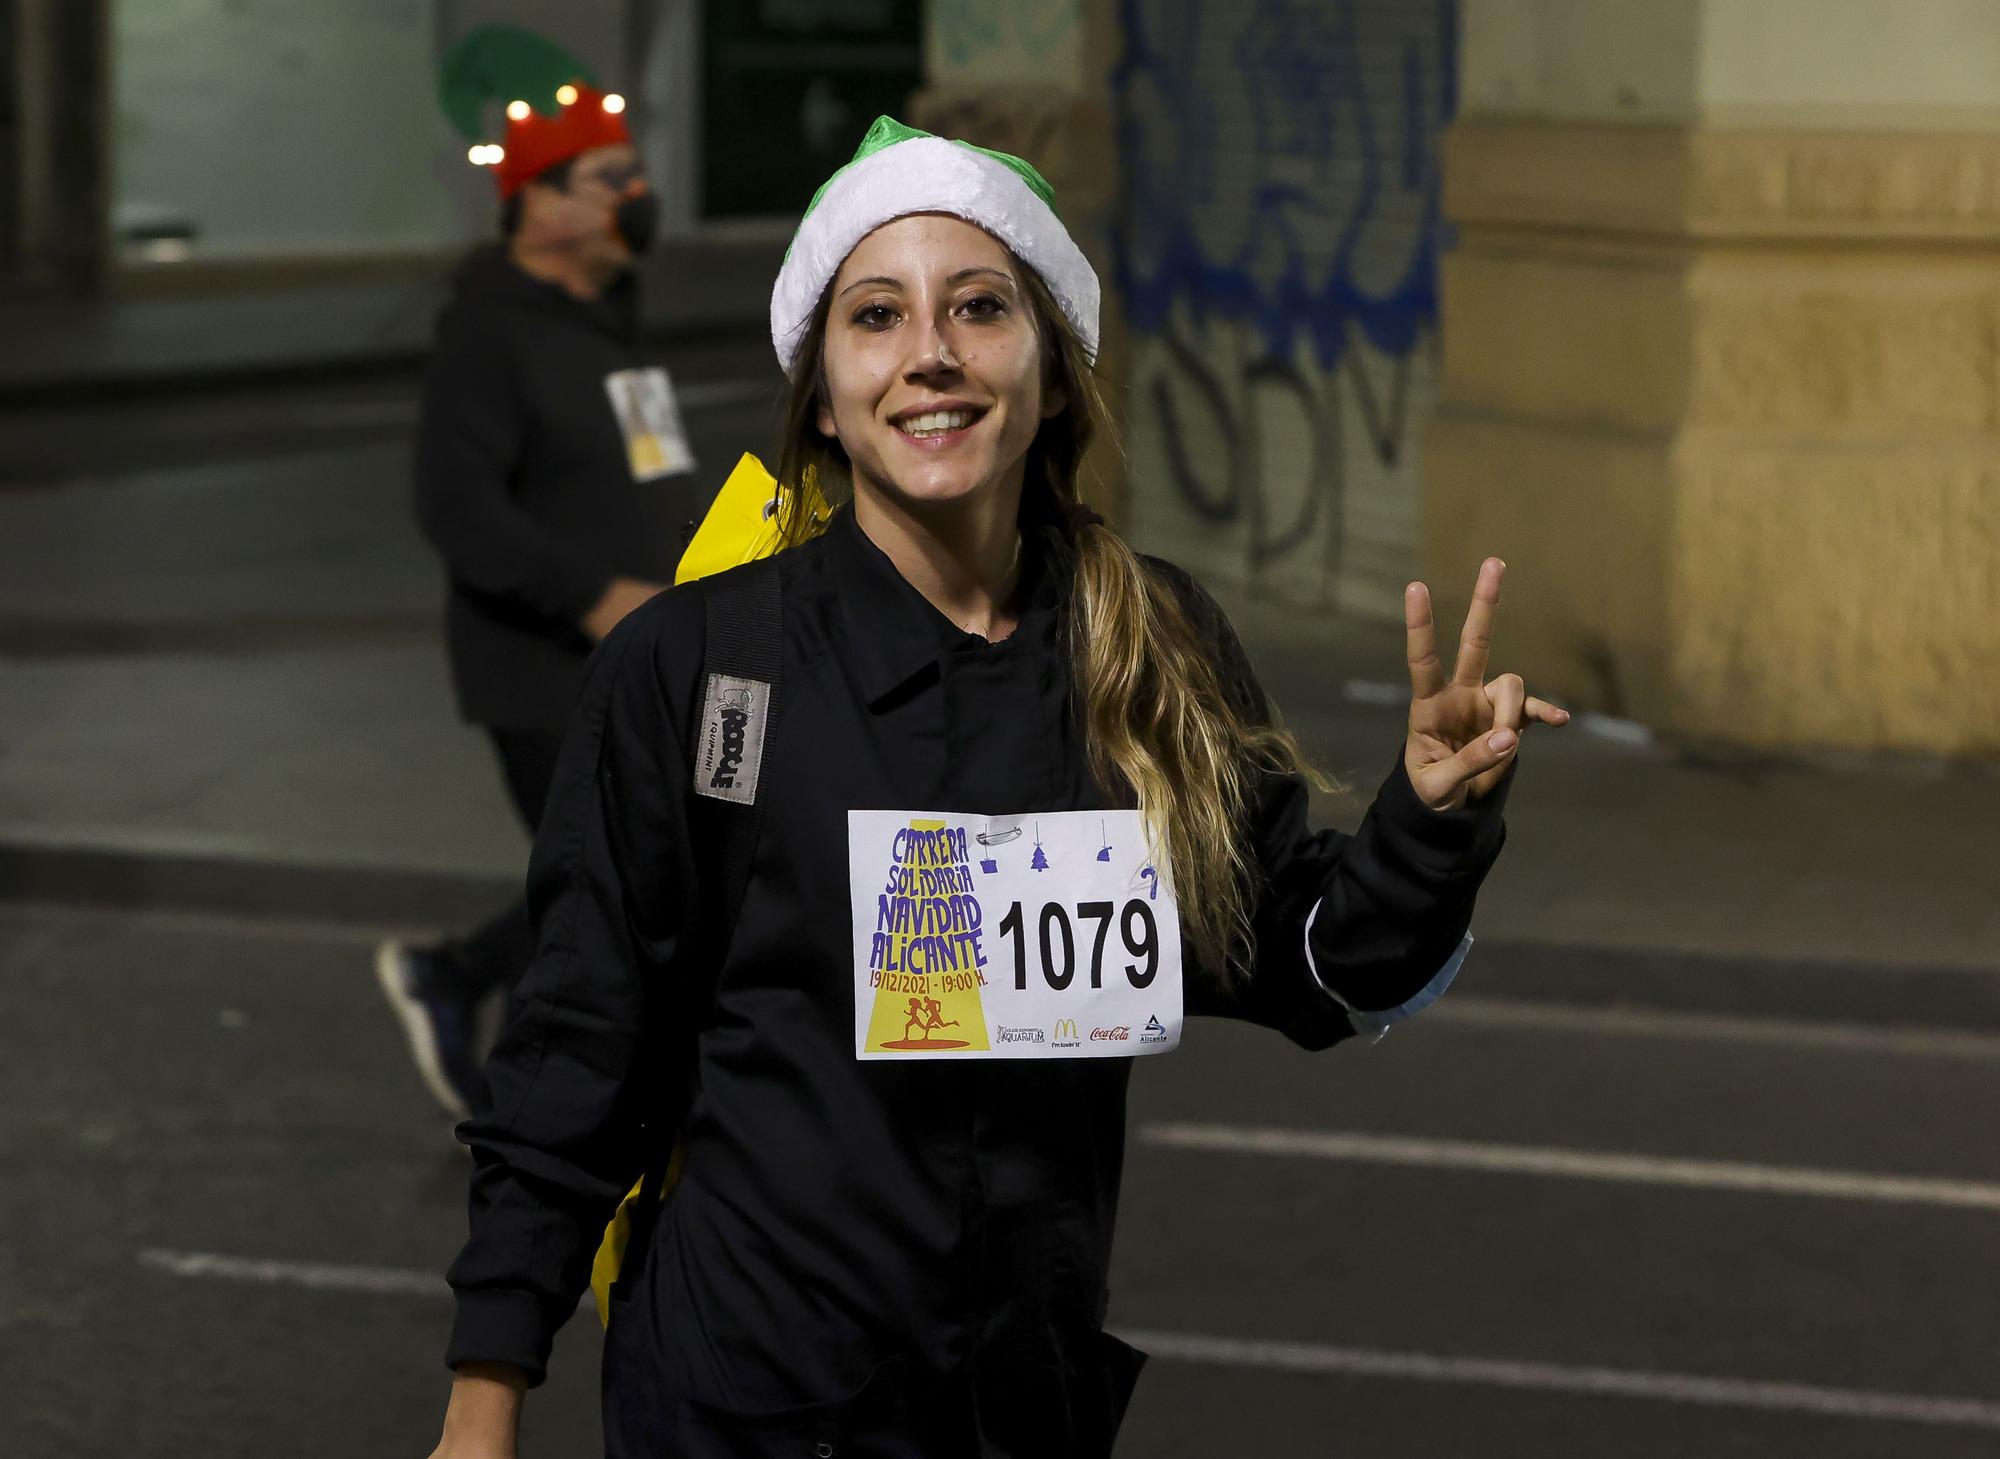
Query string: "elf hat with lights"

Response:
xmin=770 ymin=115 xmax=1100 ymax=377
xmin=438 ymin=25 xmax=631 ymax=199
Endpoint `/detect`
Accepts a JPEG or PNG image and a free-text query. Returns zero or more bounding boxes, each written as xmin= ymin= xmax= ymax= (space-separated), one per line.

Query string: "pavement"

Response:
xmin=3 ymin=360 xmax=1999 ymax=1457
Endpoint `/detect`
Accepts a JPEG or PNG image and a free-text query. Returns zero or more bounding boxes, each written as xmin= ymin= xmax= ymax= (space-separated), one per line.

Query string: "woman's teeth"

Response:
xmin=899 ymin=410 xmax=974 ymax=438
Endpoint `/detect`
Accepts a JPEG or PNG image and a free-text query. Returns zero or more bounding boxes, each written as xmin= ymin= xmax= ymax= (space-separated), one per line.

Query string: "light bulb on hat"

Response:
xmin=557 ymin=84 xmax=579 ymax=106
xmin=506 ymin=100 xmax=531 ymax=122
xmin=602 ymin=93 xmax=626 ymax=115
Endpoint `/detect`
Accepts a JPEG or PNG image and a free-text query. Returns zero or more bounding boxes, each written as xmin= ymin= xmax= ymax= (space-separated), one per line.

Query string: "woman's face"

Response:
xmin=818 ymin=213 xmax=1064 ymax=515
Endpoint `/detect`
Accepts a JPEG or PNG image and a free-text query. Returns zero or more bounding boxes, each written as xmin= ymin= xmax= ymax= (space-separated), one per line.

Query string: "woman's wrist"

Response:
xmin=442 ymin=1362 xmax=527 ymax=1442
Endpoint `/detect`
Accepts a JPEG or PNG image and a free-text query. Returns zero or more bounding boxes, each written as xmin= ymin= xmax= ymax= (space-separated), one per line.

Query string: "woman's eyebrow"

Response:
xmin=949 ymin=266 xmax=1015 ymax=288
xmin=838 ymin=274 xmax=902 ymax=300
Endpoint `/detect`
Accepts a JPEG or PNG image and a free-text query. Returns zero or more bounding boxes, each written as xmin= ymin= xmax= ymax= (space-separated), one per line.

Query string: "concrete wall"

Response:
xmin=926 ymin=0 xmax=1085 ymax=89
xmin=1429 ymin=0 xmax=2000 ymax=754
xmin=1114 ymin=0 xmax=1459 ymax=620
xmin=110 ymin=0 xmax=631 ymax=257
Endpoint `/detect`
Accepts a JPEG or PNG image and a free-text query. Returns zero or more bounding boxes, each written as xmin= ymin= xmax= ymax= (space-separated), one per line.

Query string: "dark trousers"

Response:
xmin=440 ymin=727 xmax=565 ymax=999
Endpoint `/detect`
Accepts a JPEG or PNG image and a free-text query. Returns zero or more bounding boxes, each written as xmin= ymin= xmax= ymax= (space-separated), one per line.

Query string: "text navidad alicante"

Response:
xmin=869 ymin=825 xmax=990 ymax=996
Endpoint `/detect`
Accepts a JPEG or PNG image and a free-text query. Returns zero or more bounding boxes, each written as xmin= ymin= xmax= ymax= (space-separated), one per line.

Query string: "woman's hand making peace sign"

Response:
xmin=1403 ymin=558 xmax=1571 ymax=813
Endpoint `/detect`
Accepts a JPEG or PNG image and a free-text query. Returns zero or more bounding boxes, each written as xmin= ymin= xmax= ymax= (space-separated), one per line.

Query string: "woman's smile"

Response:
xmin=888 ymin=399 xmax=990 ymax=448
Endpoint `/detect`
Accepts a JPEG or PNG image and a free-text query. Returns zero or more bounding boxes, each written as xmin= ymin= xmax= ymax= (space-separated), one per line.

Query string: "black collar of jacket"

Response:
xmin=823 ymin=501 xmax=1070 ymax=709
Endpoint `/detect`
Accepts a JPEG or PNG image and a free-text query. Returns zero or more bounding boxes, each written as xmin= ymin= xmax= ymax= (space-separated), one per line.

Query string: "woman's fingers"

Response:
xmin=1451 ymin=558 xmax=1505 ymax=688
xmin=1483 ymin=683 xmax=1573 ymax=741
xmin=1527 ymin=695 xmax=1572 ymax=727
xmin=1404 ymin=582 xmax=1445 ymax=700
xmin=1413 ymin=726 xmax=1518 ymax=809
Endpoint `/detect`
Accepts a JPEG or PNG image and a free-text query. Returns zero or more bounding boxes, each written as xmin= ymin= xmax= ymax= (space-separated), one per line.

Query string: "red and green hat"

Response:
xmin=771 ymin=116 xmax=1101 ymax=377
xmin=438 ymin=26 xmax=631 ymax=200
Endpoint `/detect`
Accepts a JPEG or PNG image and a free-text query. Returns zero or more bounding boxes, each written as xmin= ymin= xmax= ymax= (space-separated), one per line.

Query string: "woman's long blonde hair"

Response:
xmin=773 ymin=259 xmax=1333 ymax=987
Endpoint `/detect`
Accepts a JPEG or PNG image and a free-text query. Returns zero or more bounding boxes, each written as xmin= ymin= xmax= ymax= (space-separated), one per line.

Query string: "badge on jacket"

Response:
xmin=604 ymin=366 xmax=696 ymax=481
xmin=847 ymin=809 xmax=1184 ymax=1060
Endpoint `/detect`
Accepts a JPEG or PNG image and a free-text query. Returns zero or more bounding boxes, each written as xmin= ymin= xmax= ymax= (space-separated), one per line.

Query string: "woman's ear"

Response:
xmin=1041 ymin=382 xmax=1068 ymax=421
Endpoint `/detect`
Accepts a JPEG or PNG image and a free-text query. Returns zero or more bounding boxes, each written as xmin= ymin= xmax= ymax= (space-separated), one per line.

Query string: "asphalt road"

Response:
xmin=5 ymin=901 xmax=1996 ymax=1459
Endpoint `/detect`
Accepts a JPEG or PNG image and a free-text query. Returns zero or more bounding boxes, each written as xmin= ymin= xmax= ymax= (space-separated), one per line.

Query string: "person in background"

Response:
xmin=378 ymin=44 xmax=700 ymax=1124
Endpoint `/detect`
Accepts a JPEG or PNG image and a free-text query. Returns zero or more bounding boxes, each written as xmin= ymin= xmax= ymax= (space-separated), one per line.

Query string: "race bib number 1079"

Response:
xmin=847 ymin=809 xmax=1183 ymax=1060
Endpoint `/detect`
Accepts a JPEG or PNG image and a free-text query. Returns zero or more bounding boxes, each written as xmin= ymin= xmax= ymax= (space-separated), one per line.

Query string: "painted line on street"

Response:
xmin=1116 ymin=1329 xmax=2000 ymax=1432
xmin=1427 ymin=995 xmax=2000 ymax=1062
xmin=133 ymin=1251 xmax=2000 ymax=1432
xmin=1139 ymin=1123 xmax=2000 ymax=1211
xmin=138 ymin=1248 xmax=445 ymax=1298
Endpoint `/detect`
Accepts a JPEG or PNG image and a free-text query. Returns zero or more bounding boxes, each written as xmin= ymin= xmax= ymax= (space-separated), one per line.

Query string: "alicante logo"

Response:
xmin=1140 ymin=1014 xmax=1168 ymax=1043
xmin=1051 ymin=1018 xmax=1082 ymax=1047
xmin=709 ymin=690 xmax=750 ymax=790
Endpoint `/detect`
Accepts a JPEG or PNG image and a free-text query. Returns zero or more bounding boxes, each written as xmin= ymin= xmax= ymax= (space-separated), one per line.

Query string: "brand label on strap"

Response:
xmin=847 ymin=809 xmax=1183 ymax=1060
xmin=693 ymin=673 xmax=770 ymax=805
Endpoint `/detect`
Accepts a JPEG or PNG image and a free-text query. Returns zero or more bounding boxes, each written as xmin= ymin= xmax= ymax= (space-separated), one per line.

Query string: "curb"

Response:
xmin=0 ymin=841 xmax=515 ymax=935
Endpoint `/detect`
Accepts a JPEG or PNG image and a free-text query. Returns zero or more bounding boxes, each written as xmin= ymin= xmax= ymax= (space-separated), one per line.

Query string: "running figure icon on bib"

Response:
xmin=848 ymin=809 xmax=1184 ymax=1060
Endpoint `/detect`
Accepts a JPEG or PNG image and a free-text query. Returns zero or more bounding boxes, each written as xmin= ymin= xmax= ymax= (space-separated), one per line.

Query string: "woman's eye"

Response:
xmin=958 ymin=293 xmax=1005 ymax=319
xmin=852 ymin=303 xmax=898 ymax=329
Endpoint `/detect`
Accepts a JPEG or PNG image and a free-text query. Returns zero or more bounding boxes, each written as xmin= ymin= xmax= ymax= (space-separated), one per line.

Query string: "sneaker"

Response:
xmin=374 ymin=940 xmax=489 ymax=1120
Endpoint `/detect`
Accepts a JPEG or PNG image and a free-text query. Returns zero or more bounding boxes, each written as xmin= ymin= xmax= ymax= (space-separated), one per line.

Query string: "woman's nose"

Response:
xmin=904 ymin=313 xmax=962 ymax=376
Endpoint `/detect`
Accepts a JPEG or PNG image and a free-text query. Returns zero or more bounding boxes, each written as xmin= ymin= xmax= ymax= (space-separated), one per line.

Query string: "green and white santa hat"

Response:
xmin=770 ymin=115 xmax=1101 ymax=377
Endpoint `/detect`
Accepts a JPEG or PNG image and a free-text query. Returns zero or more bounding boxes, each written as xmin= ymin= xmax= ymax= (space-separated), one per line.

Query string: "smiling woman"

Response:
xmin=425 ymin=114 xmax=1560 ymax=1459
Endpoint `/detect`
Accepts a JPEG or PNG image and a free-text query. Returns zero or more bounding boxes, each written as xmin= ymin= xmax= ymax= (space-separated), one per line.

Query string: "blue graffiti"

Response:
xmin=1113 ymin=0 xmax=1456 ymax=371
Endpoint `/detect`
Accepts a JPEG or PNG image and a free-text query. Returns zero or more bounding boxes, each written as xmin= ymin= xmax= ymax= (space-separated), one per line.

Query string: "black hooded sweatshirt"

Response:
xmin=415 ymin=245 xmax=695 ymax=732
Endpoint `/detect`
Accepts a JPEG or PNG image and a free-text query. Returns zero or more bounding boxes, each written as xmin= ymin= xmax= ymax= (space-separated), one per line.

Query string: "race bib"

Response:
xmin=603 ymin=366 xmax=696 ymax=482
xmin=847 ymin=809 xmax=1182 ymax=1060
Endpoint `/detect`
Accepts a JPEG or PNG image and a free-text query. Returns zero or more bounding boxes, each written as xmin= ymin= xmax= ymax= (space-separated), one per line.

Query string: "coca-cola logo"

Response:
xmin=1089 ymin=1026 xmax=1131 ymax=1042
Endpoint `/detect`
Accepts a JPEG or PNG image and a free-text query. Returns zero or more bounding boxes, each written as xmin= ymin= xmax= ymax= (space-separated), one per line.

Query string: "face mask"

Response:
xmin=615 ymin=192 xmax=659 ymax=255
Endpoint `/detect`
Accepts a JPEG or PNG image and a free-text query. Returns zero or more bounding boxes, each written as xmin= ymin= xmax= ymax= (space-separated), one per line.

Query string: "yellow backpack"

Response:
xmin=587 ymin=452 xmax=824 ymax=1324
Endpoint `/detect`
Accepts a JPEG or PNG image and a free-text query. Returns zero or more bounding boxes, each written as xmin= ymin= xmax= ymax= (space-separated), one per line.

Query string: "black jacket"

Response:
xmin=414 ymin=246 xmax=694 ymax=732
xmin=445 ymin=506 xmax=1513 ymax=1456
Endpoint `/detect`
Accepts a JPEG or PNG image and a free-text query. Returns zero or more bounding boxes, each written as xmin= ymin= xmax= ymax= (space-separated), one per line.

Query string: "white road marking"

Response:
xmin=1140 ymin=1123 xmax=2000 ymax=1211
xmin=133 ymin=1250 xmax=2000 ymax=1432
xmin=1339 ymin=678 xmax=1405 ymax=707
xmin=1428 ymin=995 xmax=2000 ymax=1062
xmin=139 ymin=1248 xmax=444 ymax=1297
xmin=1114 ymin=1330 xmax=2000 ymax=1431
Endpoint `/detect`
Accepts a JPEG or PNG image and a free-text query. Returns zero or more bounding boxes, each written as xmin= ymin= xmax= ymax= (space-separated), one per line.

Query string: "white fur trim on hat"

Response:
xmin=770 ymin=136 xmax=1100 ymax=377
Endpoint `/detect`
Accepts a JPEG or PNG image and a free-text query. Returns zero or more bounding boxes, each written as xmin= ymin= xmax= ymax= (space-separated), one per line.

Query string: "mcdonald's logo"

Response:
xmin=1051 ymin=1018 xmax=1082 ymax=1046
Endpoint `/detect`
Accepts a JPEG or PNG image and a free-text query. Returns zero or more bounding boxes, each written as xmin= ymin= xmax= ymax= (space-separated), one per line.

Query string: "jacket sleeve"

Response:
xmin=413 ymin=307 xmax=613 ymax=623
xmin=443 ymin=593 xmax=701 ymax=1383
xmin=1165 ymin=569 xmax=1514 ymax=1051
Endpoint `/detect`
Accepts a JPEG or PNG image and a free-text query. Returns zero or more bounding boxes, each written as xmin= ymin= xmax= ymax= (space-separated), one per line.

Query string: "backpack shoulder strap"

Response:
xmin=607 ymin=559 xmax=783 ymax=1313
xmin=688 ymin=555 xmax=782 ymax=931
